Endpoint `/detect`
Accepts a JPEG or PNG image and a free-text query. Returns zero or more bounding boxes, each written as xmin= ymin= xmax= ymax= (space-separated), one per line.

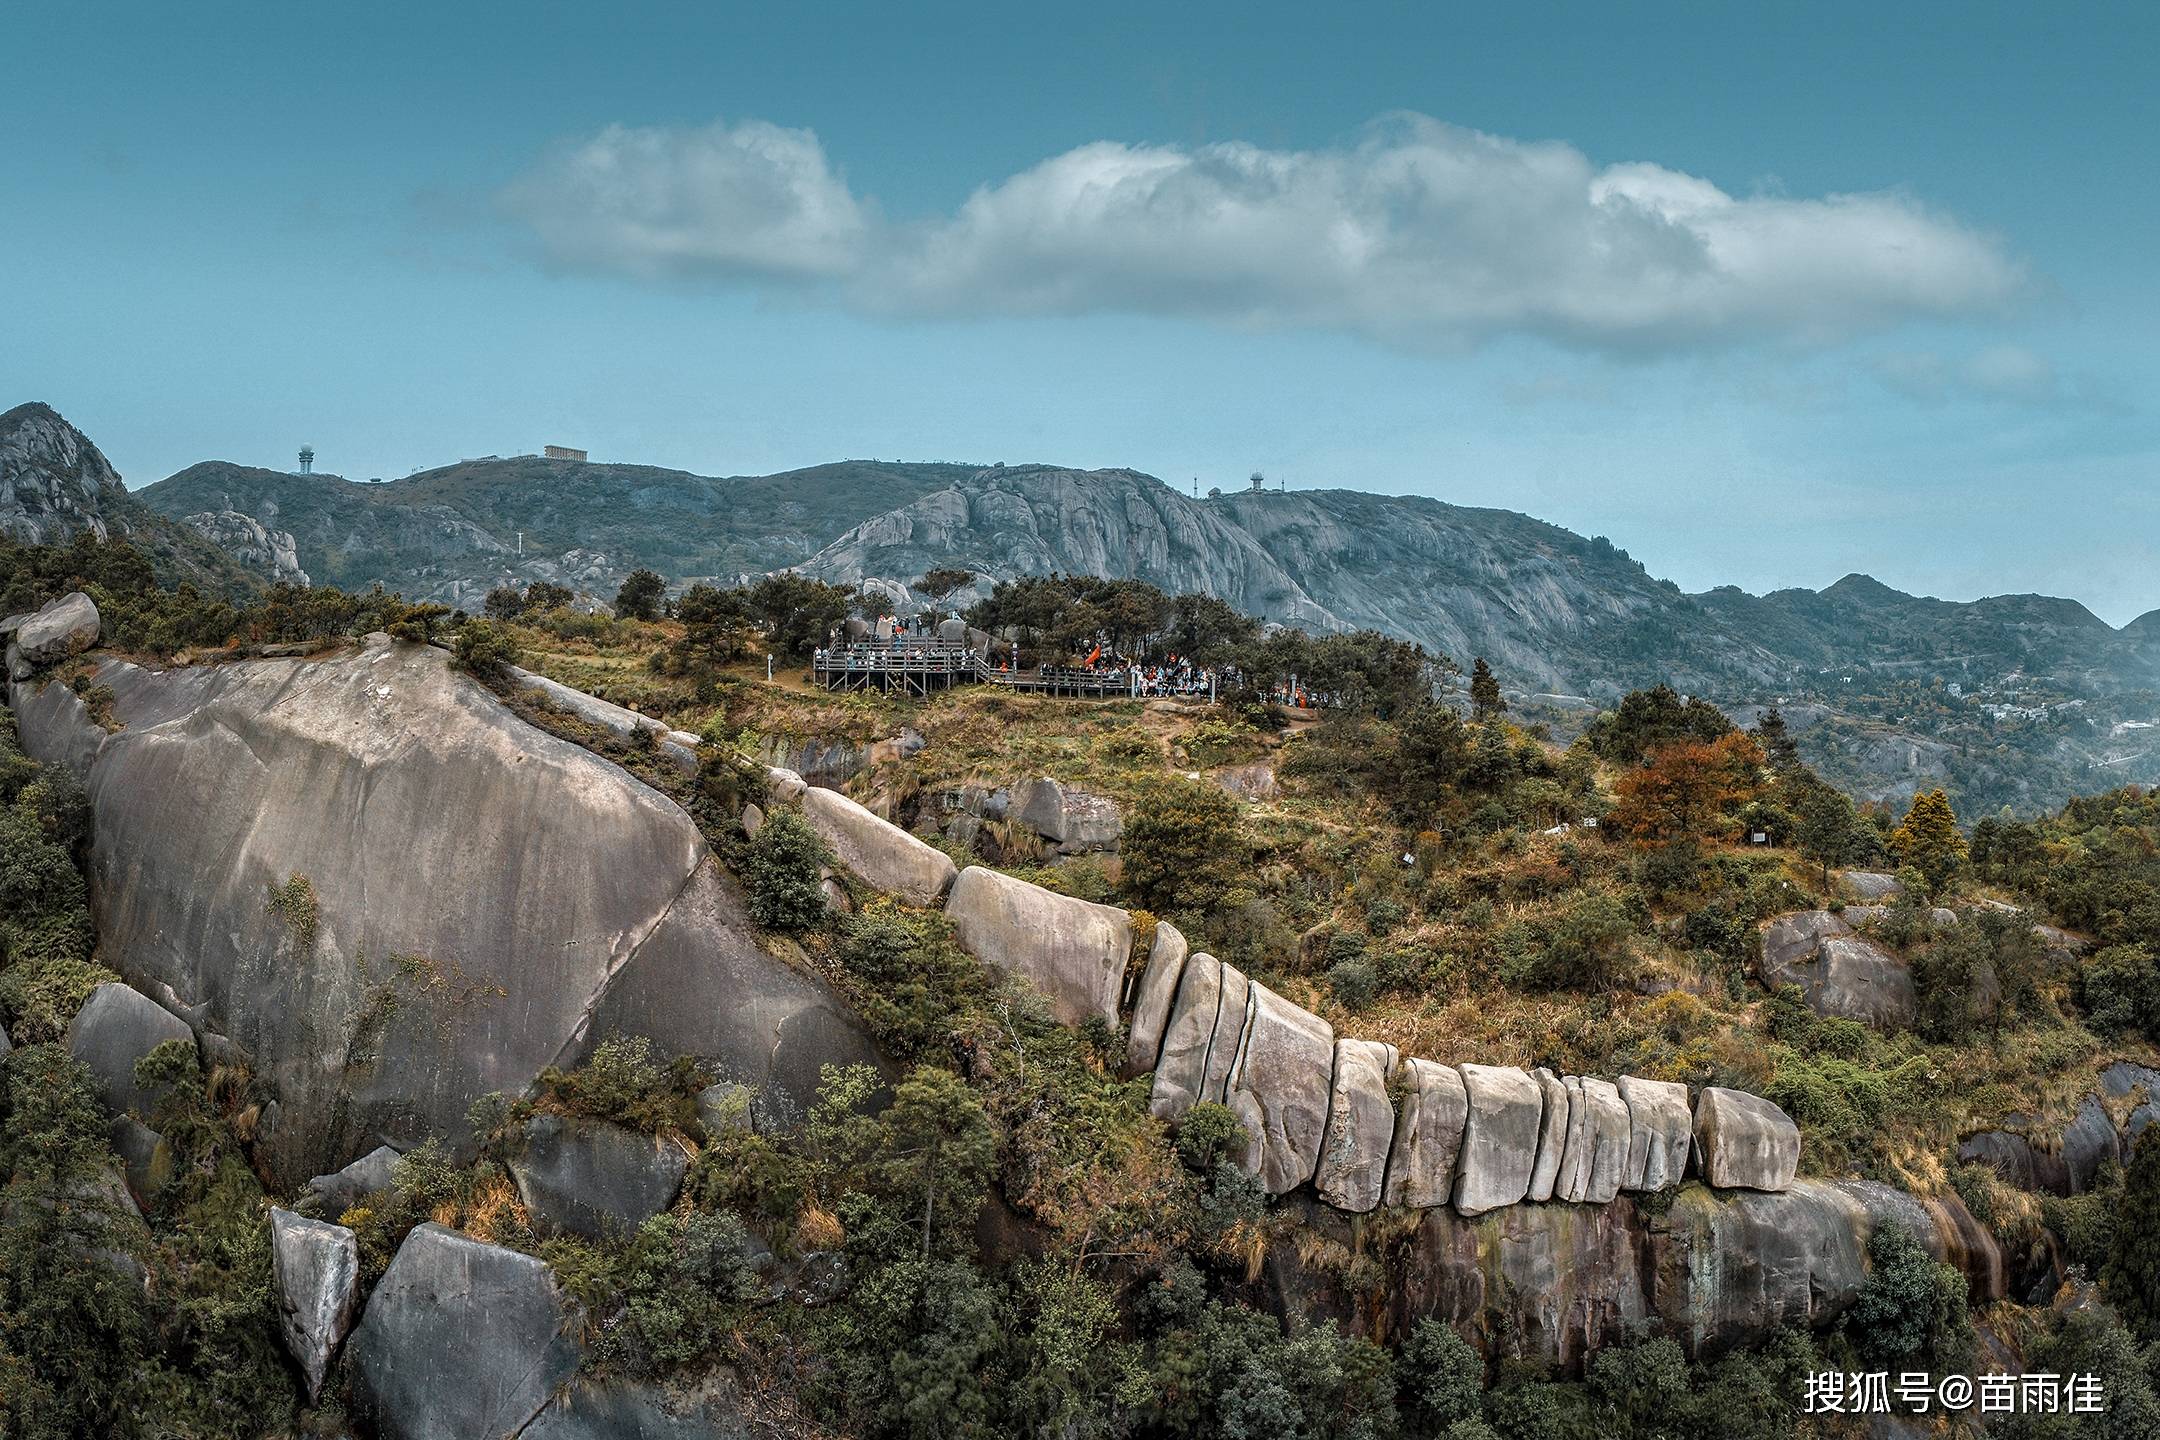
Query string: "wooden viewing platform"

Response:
xmin=812 ymin=639 xmax=1158 ymax=699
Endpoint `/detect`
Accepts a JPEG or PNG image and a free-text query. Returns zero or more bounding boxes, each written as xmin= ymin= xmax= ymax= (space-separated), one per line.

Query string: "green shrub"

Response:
xmin=738 ymin=806 xmax=832 ymax=933
xmin=1846 ymin=1223 xmax=1973 ymax=1370
xmin=452 ymin=617 xmax=522 ymax=680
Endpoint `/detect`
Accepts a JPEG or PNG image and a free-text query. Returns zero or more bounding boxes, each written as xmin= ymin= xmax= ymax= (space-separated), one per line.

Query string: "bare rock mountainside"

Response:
xmin=0 ymin=401 xmax=264 ymax=597
xmin=3 ymin=397 xmax=2152 ymax=811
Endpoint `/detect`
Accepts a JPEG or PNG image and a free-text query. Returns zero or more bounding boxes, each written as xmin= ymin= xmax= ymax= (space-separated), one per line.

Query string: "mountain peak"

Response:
xmin=1 ymin=399 xmax=126 ymax=546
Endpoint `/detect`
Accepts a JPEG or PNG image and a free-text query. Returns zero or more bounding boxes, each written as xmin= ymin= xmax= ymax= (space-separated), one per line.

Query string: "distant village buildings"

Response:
xmin=544 ymin=444 xmax=587 ymax=462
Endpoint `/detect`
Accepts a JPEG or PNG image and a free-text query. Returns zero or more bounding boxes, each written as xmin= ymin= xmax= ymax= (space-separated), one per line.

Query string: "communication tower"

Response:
xmin=298 ymin=446 xmax=314 ymax=475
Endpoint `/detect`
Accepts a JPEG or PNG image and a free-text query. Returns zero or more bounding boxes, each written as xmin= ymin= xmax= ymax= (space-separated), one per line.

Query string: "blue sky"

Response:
xmin=5 ymin=2 xmax=2155 ymax=617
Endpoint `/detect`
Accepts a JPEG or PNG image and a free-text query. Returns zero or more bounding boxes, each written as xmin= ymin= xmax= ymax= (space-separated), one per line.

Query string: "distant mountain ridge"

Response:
xmin=15 ymin=400 xmax=2160 ymax=811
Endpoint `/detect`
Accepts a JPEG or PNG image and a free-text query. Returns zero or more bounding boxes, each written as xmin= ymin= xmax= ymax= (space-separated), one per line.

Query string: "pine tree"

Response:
xmin=1890 ymin=789 xmax=1966 ymax=895
xmin=1469 ymin=658 xmax=1505 ymax=722
xmin=1796 ymin=782 xmax=1862 ymax=886
xmin=2104 ymin=1127 xmax=2160 ymax=1343
xmin=1754 ymin=707 xmax=1800 ymax=770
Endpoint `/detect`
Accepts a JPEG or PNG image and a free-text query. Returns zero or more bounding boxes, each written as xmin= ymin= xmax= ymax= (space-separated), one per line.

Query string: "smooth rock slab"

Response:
xmin=1618 ymin=1076 xmax=1693 ymax=1192
xmin=1122 ymin=920 xmax=1188 ymax=1077
xmin=1149 ymin=954 xmax=1248 ymax=1120
xmin=1554 ymin=1076 xmax=1631 ymax=1205
xmin=1315 ymin=1038 xmax=1397 ymax=1212
xmin=13 ymin=591 xmax=99 ymax=668
xmin=270 ymin=1207 xmax=360 ymax=1401
xmin=800 ymin=785 xmax=958 ymax=905
xmin=304 ymin=1145 xmax=402 ymax=1215
xmin=1527 ymin=1068 xmax=1571 ymax=1202
xmin=348 ymin=1223 xmax=583 ymax=1440
xmin=1758 ymin=911 xmax=1916 ymax=1027
xmin=1693 ymin=1087 xmax=1801 ymax=1192
xmin=1383 ymin=1058 xmax=1467 ymax=1210
xmin=509 ymin=1114 xmax=688 ymax=1240
xmin=945 ymin=865 xmax=1132 ymax=1027
xmin=1453 ymin=1064 xmax=1544 ymax=1216
xmin=1839 ymin=870 xmax=1906 ymax=900
xmin=64 ymin=982 xmax=195 ymax=1122
xmin=1226 ymin=983 xmax=1336 ymax=1194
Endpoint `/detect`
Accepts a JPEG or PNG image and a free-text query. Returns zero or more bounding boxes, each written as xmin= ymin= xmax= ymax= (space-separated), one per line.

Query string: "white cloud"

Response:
xmin=500 ymin=112 xmax=2025 ymax=351
xmin=501 ymin=120 xmax=869 ymax=281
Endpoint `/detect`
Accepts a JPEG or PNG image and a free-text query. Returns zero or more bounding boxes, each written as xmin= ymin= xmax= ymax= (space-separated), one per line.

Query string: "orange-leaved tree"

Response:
xmin=1610 ymin=731 xmax=1767 ymax=845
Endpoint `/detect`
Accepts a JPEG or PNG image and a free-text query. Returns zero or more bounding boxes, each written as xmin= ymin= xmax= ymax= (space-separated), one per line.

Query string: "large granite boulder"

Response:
xmin=522 ymin=1374 xmax=762 ymax=1438
xmin=12 ymin=591 xmax=99 ymax=669
xmin=1618 ymin=1076 xmax=1693 ymax=1192
xmin=269 ymin=1207 xmax=360 ymax=1401
xmin=1553 ymin=1076 xmax=1631 ymax=1205
xmin=1012 ymin=776 xmax=1122 ymax=854
xmin=799 ymin=785 xmax=958 ymax=905
xmin=1121 ymin=921 xmax=1188 ymax=1078
xmin=509 ymin=1114 xmax=689 ymax=1240
xmin=1758 ymin=910 xmax=1916 ymax=1027
xmin=2061 ymin=1094 xmax=2122 ymax=1194
xmin=1315 ymin=1038 xmax=1397 ymax=1212
xmin=1453 ymin=1064 xmax=1544 ymax=1216
xmin=1832 ymin=1179 xmax=2005 ymax=1304
xmin=1840 ymin=870 xmax=1906 ymax=900
xmin=1226 ymin=983 xmax=1335 ymax=1195
xmin=303 ymin=1145 xmax=403 ymax=1215
xmin=13 ymin=640 xmax=875 ymax=1185
xmin=348 ymin=1224 xmax=584 ymax=1440
xmin=64 ymin=982 xmax=195 ymax=1121
xmin=1656 ymin=1181 xmax=1872 ymax=1356
xmin=945 ymin=866 xmax=1132 ymax=1027
xmin=505 ymin=665 xmax=697 ymax=773
xmin=1148 ymin=953 xmax=1248 ymax=1120
xmin=1384 ymin=1058 xmax=1468 ymax=1210
xmin=1527 ymin=1067 xmax=1570 ymax=1203
xmin=1692 ymin=1086 xmax=1801 ymax=1191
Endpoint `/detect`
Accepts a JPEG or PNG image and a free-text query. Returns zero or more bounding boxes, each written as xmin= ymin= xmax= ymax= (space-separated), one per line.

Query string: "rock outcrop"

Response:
xmin=1314 ymin=1038 xmax=1396 ymax=1212
xmin=269 ymin=1207 xmax=360 ymax=1401
xmin=1 ymin=403 xmax=115 ymax=546
xmin=1618 ymin=1076 xmax=1693 ymax=1192
xmin=181 ymin=509 xmax=309 ymax=585
xmin=1694 ymin=1086 xmax=1803 ymax=1191
xmin=800 ymin=784 xmax=958 ymax=905
xmin=304 ymin=1145 xmax=402 ymax=1214
xmin=1147 ymin=952 xmax=1246 ymax=1118
xmin=1012 ymin=775 xmax=1122 ymax=855
xmin=944 ymin=865 xmax=1132 ymax=1027
xmin=10 ymin=591 xmax=101 ymax=674
xmin=1758 ymin=910 xmax=1916 ymax=1027
xmin=1959 ymin=1060 xmax=2160 ymax=1197
xmin=509 ymin=1114 xmax=688 ymax=1240
xmin=1527 ymin=1067 xmax=1570 ymax=1203
xmin=1384 ymin=1058 xmax=1468 ymax=1210
xmin=13 ymin=638 xmax=876 ymax=1184
xmin=1226 ymin=984 xmax=1337 ymax=1195
xmin=64 ymin=981 xmax=194 ymax=1122
xmin=348 ymin=1223 xmax=584 ymax=1440
xmin=1552 ymin=1076 xmax=1630 ymax=1205
xmin=1453 ymin=1065 xmax=1544 ymax=1216
xmin=1121 ymin=920 xmax=1188 ymax=1078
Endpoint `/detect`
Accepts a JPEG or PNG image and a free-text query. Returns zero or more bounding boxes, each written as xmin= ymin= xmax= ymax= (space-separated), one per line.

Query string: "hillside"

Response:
xmin=81 ymin=412 xmax=2160 ymax=814
xmin=0 ymin=402 xmax=261 ymax=600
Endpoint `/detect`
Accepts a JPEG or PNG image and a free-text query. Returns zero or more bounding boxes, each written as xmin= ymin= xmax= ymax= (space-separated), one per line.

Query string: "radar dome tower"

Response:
xmin=298 ymin=446 xmax=314 ymax=475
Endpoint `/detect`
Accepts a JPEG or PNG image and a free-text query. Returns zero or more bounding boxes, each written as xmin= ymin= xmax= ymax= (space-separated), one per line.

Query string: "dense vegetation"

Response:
xmin=7 ymin=536 xmax=2160 ymax=1437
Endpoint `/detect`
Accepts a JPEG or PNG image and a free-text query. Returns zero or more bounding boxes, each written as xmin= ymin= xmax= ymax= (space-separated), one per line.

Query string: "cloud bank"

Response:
xmin=501 ymin=113 xmax=2024 ymax=351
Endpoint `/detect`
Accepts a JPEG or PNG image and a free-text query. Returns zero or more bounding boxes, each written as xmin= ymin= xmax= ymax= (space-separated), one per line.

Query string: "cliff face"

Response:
xmin=0 ymin=401 xmax=120 ymax=545
xmin=9 ymin=636 xmax=876 ymax=1185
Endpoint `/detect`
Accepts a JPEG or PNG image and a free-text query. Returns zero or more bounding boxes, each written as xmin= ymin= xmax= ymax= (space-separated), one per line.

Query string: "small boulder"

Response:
xmin=1226 ymin=984 xmax=1336 ymax=1195
xmin=509 ymin=1114 xmax=688 ymax=1240
xmin=1618 ymin=1076 xmax=1693 ymax=1192
xmin=1008 ymin=776 xmax=1122 ymax=855
xmin=1315 ymin=1038 xmax=1397 ymax=1213
xmin=64 ymin=982 xmax=195 ymax=1121
xmin=1693 ymin=1086 xmax=1801 ymax=1192
xmin=765 ymin=766 xmax=808 ymax=803
xmin=1383 ymin=1057 xmax=1467 ymax=1210
xmin=800 ymin=786 xmax=958 ymax=905
xmin=12 ymin=591 xmax=100 ymax=669
xmin=945 ymin=866 xmax=1133 ymax=1027
xmin=270 ymin=1207 xmax=361 ymax=1401
xmin=1554 ymin=1076 xmax=1631 ymax=1204
xmin=348 ymin=1224 xmax=583 ymax=1440
xmin=741 ymin=802 xmax=763 ymax=837
xmin=1527 ymin=1067 xmax=1571 ymax=1202
xmin=304 ymin=1145 xmax=403 ymax=1215
xmin=110 ymin=1115 xmax=169 ymax=1210
xmin=1758 ymin=911 xmax=1916 ymax=1027
xmin=1122 ymin=921 xmax=1189 ymax=1078
xmin=1453 ymin=1064 xmax=1544 ymax=1216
